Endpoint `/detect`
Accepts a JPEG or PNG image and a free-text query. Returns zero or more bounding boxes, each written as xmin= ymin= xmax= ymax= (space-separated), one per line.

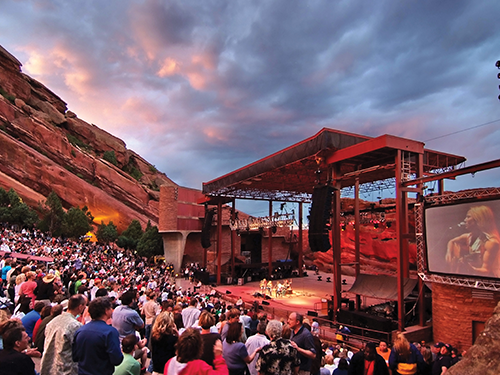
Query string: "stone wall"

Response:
xmin=432 ymin=282 xmax=500 ymax=351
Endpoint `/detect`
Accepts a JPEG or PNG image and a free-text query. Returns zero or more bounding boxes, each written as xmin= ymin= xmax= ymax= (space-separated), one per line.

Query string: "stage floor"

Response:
xmin=177 ymin=271 xmax=388 ymax=320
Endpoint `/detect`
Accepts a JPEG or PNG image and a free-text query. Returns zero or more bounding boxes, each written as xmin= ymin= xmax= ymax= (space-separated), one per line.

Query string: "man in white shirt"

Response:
xmin=181 ymin=297 xmax=201 ymax=328
xmin=245 ymin=321 xmax=269 ymax=375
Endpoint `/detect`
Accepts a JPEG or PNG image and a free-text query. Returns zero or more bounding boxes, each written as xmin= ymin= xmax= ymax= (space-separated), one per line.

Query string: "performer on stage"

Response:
xmin=445 ymin=205 xmax=500 ymax=277
xmin=266 ymin=280 xmax=273 ymax=297
xmin=276 ymin=282 xmax=284 ymax=298
xmin=260 ymin=279 xmax=267 ymax=294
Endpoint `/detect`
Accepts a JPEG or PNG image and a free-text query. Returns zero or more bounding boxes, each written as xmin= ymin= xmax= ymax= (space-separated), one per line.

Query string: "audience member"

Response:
xmin=200 ymin=310 xmax=222 ymax=368
xmin=222 ymin=322 xmax=259 ymax=375
xmin=72 ymin=297 xmax=123 ymax=375
xmin=0 ymin=326 xmax=36 ymax=374
xmin=41 ymin=294 xmax=87 ymax=375
xmin=113 ymin=334 xmax=141 ymax=375
xmin=388 ymin=333 xmax=424 ymax=375
xmin=348 ymin=342 xmax=389 ymax=375
xmin=256 ymin=319 xmax=300 ymax=375
xmin=288 ymin=312 xmax=316 ymax=375
xmin=165 ymin=327 xmax=228 ymax=374
xmin=245 ymin=321 xmax=269 ymax=375
xmin=150 ymin=311 xmax=178 ymax=374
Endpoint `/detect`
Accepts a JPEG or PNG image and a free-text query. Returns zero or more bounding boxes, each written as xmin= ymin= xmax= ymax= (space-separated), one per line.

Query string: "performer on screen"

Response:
xmin=445 ymin=205 xmax=500 ymax=277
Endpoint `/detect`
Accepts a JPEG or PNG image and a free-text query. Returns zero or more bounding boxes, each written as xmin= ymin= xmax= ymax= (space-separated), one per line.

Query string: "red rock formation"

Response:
xmin=0 ymin=45 xmax=176 ymax=232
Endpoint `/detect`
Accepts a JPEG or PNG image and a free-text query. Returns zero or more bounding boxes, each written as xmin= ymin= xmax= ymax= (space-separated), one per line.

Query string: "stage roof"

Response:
xmin=202 ymin=128 xmax=466 ymax=203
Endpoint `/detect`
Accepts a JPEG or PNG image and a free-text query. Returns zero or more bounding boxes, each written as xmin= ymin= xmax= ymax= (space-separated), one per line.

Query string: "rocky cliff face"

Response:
xmin=0 ymin=45 xmax=175 ymax=231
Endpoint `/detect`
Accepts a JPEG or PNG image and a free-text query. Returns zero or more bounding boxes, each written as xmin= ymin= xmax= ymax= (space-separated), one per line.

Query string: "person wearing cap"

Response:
xmin=431 ymin=344 xmax=452 ymax=375
xmin=430 ymin=343 xmax=443 ymax=362
xmin=35 ymin=273 xmax=56 ymax=304
xmin=41 ymin=294 xmax=88 ymax=375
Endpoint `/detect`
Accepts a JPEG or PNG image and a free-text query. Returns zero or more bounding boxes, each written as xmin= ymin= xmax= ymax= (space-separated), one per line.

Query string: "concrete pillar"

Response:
xmin=162 ymin=232 xmax=186 ymax=271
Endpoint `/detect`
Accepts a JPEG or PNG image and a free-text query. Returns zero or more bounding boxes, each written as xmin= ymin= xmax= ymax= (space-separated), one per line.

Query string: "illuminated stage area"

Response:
xmin=211 ymin=272 xmax=382 ymax=319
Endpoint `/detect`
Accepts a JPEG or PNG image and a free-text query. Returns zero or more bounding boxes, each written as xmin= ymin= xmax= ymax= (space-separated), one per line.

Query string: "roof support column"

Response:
xmin=298 ymin=202 xmax=303 ymax=277
xmin=231 ymin=200 xmax=236 ymax=279
xmin=332 ymin=165 xmax=342 ymax=321
xmin=396 ymin=150 xmax=406 ymax=331
xmin=217 ymin=201 xmax=222 ymax=285
xmin=355 ymin=177 xmax=361 ymax=310
xmin=416 ymin=153 xmax=426 ymax=327
xmin=268 ymin=200 xmax=273 ymax=279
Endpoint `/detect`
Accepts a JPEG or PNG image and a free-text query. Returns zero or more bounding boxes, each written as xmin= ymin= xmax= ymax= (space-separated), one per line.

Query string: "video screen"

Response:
xmin=425 ymin=199 xmax=500 ymax=279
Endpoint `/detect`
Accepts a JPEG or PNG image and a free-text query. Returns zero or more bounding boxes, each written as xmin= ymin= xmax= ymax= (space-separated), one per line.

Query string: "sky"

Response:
xmin=1 ymin=0 xmax=500 ymax=216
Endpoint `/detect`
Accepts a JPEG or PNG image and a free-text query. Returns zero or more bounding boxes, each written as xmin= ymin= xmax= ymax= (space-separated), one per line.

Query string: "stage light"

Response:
xmin=496 ymin=60 xmax=500 ymax=68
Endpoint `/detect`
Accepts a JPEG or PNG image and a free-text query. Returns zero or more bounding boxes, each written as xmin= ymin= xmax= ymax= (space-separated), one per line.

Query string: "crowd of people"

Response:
xmin=0 ymin=226 xmax=465 ymax=375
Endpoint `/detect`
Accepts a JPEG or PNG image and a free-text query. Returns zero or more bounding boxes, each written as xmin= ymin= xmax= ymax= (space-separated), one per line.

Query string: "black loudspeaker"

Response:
xmin=264 ymin=295 xmax=272 ymax=300
xmin=308 ymin=310 xmax=318 ymax=317
xmin=201 ymin=208 xmax=215 ymax=248
xmin=308 ymin=185 xmax=334 ymax=252
xmin=262 ymin=300 xmax=270 ymax=305
xmin=226 ymin=290 xmax=232 ymax=294
xmin=253 ymin=292 xmax=263 ymax=298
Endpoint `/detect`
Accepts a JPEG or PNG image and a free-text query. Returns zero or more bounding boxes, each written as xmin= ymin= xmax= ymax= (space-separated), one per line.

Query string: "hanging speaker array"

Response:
xmin=308 ymin=185 xmax=334 ymax=252
xmin=201 ymin=208 xmax=215 ymax=248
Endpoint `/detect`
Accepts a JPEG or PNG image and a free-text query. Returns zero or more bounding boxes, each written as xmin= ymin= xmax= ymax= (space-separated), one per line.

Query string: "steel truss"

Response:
xmin=207 ymin=188 xmax=311 ymax=203
xmin=415 ymin=188 xmax=500 ymax=291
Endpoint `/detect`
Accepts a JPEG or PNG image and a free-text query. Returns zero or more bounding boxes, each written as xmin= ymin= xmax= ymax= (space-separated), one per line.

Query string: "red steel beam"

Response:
xmin=402 ymin=158 xmax=500 ymax=187
xmin=326 ymin=134 xmax=424 ymax=165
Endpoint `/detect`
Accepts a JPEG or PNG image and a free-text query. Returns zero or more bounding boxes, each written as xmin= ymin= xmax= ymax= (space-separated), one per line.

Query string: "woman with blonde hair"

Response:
xmin=151 ymin=311 xmax=178 ymax=374
xmin=14 ymin=273 xmax=26 ymax=304
xmin=446 ymin=205 xmax=500 ymax=277
xmin=388 ymin=333 xmax=424 ymax=375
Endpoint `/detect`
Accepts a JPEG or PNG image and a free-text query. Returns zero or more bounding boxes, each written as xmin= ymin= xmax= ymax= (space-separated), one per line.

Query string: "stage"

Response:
xmin=178 ymin=271 xmax=432 ymax=346
xmin=181 ymin=271 xmax=384 ymax=318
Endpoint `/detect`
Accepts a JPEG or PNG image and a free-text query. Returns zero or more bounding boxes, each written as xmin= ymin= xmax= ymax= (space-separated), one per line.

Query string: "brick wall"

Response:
xmin=159 ymin=185 xmax=178 ymax=231
xmin=432 ymin=283 xmax=500 ymax=351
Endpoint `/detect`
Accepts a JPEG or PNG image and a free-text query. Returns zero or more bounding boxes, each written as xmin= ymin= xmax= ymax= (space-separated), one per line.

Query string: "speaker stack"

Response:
xmin=201 ymin=208 xmax=215 ymax=248
xmin=308 ymin=185 xmax=334 ymax=252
